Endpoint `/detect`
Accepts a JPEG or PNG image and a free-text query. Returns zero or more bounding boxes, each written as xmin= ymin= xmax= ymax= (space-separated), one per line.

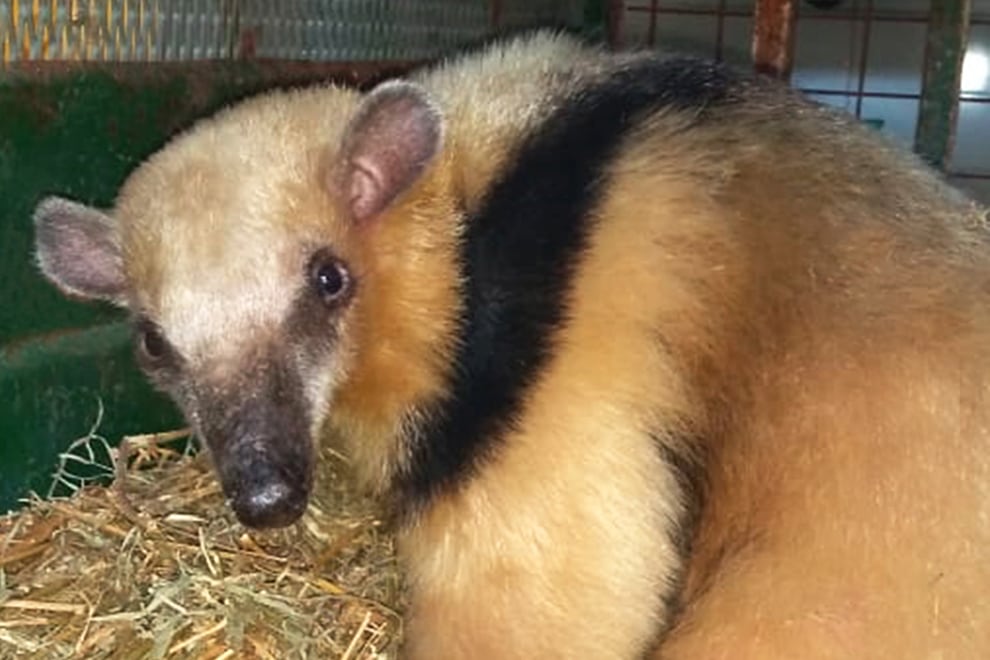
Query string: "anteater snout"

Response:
xmin=199 ymin=368 xmax=314 ymax=529
xmin=222 ymin=443 xmax=310 ymax=528
xmin=232 ymin=479 xmax=308 ymax=529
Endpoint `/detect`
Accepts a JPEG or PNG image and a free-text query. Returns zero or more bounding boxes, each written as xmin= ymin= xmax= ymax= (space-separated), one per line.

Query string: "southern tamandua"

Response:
xmin=34 ymin=31 xmax=990 ymax=659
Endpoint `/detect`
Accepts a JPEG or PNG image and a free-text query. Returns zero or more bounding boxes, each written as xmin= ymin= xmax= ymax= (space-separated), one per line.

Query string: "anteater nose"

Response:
xmin=232 ymin=480 xmax=308 ymax=529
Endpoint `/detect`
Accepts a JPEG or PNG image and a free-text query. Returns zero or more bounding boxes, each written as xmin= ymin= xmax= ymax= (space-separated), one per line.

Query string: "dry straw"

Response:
xmin=0 ymin=419 xmax=404 ymax=659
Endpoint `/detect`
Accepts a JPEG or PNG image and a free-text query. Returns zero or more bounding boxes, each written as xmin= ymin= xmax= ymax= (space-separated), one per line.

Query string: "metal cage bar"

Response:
xmin=1 ymin=0 xmax=583 ymax=66
xmin=610 ymin=1 xmax=990 ymax=187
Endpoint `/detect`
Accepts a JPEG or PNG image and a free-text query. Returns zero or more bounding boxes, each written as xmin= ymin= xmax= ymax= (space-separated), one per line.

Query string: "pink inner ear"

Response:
xmin=349 ymin=157 xmax=387 ymax=221
xmin=34 ymin=196 xmax=127 ymax=303
xmin=338 ymin=81 xmax=442 ymax=222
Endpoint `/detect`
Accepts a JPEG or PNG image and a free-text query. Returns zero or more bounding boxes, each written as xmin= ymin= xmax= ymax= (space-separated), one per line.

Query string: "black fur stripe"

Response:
xmin=395 ymin=54 xmax=737 ymax=509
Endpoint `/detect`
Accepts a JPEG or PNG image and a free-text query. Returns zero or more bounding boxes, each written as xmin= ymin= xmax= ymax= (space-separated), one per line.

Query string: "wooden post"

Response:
xmin=752 ymin=0 xmax=797 ymax=80
xmin=490 ymin=0 xmax=504 ymax=31
xmin=606 ymin=0 xmax=625 ymax=50
xmin=916 ymin=0 xmax=971 ymax=169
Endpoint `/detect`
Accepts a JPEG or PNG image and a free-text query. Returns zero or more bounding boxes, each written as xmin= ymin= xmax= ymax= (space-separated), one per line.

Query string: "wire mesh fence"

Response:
xmin=0 ymin=0 xmax=583 ymax=65
xmin=613 ymin=0 xmax=990 ymax=201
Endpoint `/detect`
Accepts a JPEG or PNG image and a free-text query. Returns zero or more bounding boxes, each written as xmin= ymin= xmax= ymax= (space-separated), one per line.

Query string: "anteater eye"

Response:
xmin=309 ymin=251 xmax=352 ymax=305
xmin=137 ymin=321 xmax=168 ymax=362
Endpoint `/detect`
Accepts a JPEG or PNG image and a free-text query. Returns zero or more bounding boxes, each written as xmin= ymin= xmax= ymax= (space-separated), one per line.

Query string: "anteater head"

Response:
xmin=33 ymin=80 xmax=456 ymax=528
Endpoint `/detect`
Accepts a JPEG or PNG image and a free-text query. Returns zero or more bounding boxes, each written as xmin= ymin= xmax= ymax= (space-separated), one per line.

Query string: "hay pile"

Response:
xmin=0 ymin=428 xmax=404 ymax=659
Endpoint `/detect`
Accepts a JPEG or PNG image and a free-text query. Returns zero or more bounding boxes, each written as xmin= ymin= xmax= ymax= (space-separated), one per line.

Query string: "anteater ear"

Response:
xmin=337 ymin=80 xmax=443 ymax=222
xmin=33 ymin=196 xmax=127 ymax=305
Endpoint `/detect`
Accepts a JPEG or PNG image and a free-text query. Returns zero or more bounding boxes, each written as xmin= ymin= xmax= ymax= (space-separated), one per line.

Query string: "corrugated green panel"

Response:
xmin=0 ymin=71 xmax=199 ymax=513
xmin=0 ymin=322 xmax=183 ymax=512
xmin=0 ymin=70 xmax=191 ymax=343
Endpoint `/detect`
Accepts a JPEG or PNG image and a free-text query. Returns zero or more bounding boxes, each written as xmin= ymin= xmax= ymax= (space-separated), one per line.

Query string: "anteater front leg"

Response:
xmin=398 ymin=418 xmax=694 ymax=660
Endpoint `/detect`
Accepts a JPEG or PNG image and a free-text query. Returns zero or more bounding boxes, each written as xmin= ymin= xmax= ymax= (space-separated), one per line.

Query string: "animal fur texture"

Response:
xmin=34 ymin=31 xmax=990 ymax=659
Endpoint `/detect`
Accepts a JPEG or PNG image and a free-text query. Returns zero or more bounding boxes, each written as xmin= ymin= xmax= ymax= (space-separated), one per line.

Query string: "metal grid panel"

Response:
xmin=239 ymin=0 xmax=491 ymax=61
xmin=617 ymin=1 xmax=752 ymax=61
xmin=613 ymin=0 xmax=990 ymax=196
xmin=497 ymin=0 xmax=584 ymax=30
xmin=1 ymin=0 xmax=583 ymax=65
xmin=158 ymin=0 xmax=235 ymax=61
xmin=1 ymin=0 xmax=170 ymax=63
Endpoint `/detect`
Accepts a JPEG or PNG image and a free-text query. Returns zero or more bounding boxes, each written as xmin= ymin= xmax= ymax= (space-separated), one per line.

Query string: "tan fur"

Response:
xmin=69 ymin=32 xmax=990 ymax=658
xmin=586 ymin=93 xmax=990 ymax=658
xmin=321 ymin=32 xmax=623 ymax=490
xmin=411 ymin=32 xmax=601 ymax=211
xmin=395 ymin=63 xmax=990 ymax=658
xmin=117 ymin=88 xmax=361 ymax=372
